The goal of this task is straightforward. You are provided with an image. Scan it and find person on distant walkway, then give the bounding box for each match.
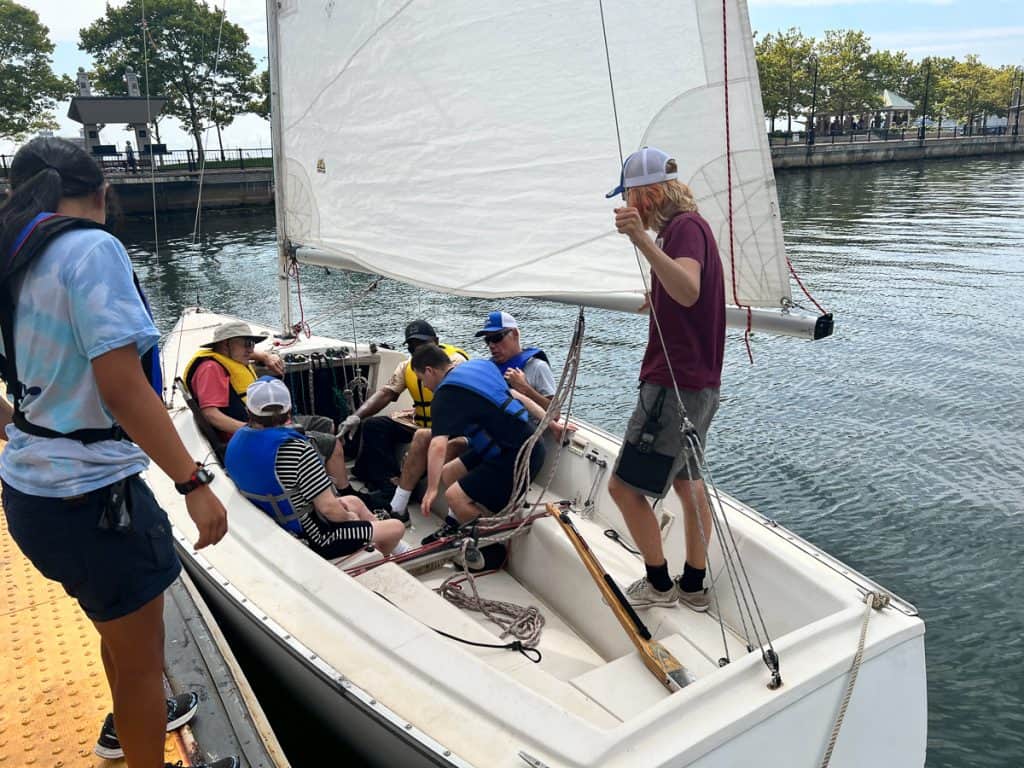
[225,377,406,558]
[0,136,236,768]
[124,141,137,173]
[604,146,725,613]
[183,320,377,506]
[342,319,469,522]
[476,311,556,412]
[411,345,546,545]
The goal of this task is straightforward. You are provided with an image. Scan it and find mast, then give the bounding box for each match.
[265,0,292,335]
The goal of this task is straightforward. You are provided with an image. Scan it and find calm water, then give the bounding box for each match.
[122,156,1024,768]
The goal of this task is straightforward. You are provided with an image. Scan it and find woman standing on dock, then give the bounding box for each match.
[0,138,235,768]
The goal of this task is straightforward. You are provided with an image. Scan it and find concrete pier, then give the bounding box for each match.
[772,134,1024,170]
[110,167,274,214]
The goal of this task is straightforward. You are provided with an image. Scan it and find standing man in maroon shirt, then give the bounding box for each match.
[605,147,726,612]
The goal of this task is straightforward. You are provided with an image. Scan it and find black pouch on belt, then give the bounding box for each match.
[616,389,675,496]
[97,476,132,533]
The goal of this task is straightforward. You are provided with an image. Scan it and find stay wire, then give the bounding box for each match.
[191,0,229,246]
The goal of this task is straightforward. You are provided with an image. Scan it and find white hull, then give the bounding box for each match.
[154,308,926,768]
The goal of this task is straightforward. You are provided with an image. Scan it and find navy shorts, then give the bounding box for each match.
[458,441,546,514]
[2,474,181,623]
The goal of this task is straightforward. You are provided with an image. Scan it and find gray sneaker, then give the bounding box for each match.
[678,587,710,612]
[624,577,679,609]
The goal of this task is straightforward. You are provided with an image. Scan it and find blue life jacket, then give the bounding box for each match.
[0,212,163,443]
[436,359,528,459]
[225,425,310,535]
[493,347,548,376]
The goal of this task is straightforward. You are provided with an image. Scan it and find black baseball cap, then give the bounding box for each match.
[404,319,438,342]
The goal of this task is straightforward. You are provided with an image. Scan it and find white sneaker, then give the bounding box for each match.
[624,577,679,609]
[678,587,710,612]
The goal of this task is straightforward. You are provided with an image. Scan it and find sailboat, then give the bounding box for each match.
[150,1,926,766]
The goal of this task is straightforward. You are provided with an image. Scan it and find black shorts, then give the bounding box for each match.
[457,441,546,514]
[2,475,181,623]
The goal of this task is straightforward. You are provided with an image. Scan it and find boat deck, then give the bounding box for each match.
[0,498,287,768]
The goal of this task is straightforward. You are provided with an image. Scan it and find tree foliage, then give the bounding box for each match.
[249,69,269,121]
[755,26,1019,133]
[0,0,74,140]
[756,28,814,132]
[79,0,258,155]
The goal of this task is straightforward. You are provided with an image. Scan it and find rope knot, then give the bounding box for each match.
[866,591,891,611]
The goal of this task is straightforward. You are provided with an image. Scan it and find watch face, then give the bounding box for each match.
[196,468,214,484]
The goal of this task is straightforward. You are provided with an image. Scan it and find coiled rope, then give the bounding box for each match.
[436,540,545,649]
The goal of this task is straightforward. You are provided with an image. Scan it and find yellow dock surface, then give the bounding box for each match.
[1,507,190,767]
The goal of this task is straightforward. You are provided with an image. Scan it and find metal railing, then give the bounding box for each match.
[0,147,273,179]
[769,125,1017,147]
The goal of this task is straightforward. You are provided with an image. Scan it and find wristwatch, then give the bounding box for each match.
[175,465,215,495]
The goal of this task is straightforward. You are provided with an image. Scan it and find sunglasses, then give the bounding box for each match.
[483,330,511,345]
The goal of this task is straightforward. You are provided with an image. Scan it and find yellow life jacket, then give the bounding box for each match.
[182,349,258,422]
[403,342,469,427]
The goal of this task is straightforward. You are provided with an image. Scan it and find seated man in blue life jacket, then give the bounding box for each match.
[410,344,547,545]
[183,320,381,506]
[340,320,469,524]
[476,310,578,443]
[225,377,407,559]
[476,311,556,412]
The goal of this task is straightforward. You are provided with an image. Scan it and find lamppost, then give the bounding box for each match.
[807,55,819,145]
[919,59,932,141]
[1014,66,1023,137]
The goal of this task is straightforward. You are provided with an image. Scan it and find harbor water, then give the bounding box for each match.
[122,155,1024,768]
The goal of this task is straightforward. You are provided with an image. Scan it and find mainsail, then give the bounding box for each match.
[273,0,790,315]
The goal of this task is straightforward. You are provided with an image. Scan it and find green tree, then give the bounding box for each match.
[249,69,269,121]
[941,55,996,133]
[756,28,815,134]
[79,0,257,156]
[815,30,879,130]
[0,0,74,140]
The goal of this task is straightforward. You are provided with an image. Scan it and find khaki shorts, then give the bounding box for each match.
[612,382,720,498]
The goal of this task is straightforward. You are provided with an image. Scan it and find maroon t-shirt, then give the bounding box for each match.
[638,212,725,390]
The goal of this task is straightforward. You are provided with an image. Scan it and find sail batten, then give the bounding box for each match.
[276,0,791,311]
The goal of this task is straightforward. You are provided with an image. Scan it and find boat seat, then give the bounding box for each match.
[510,515,749,666]
[355,563,620,728]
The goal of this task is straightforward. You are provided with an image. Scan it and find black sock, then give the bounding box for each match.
[645,561,673,592]
[444,514,460,530]
[336,485,355,496]
[679,562,706,593]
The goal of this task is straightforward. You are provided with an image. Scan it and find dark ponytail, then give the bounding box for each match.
[0,138,105,259]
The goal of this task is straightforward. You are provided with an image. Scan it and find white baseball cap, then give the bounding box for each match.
[246,376,292,416]
[605,147,678,199]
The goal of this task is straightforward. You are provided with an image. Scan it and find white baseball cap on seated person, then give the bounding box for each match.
[474,310,519,337]
[246,376,292,416]
[605,147,678,199]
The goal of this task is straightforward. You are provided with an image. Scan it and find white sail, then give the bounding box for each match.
[275,0,790,312]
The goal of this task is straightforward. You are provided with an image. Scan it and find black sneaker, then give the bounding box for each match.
[420,519,460,546]
[166,759,240,768]
[390,508,411,527]
[339,485,391,511]
[95,692,200,759]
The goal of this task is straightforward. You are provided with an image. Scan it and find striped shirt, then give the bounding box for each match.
[274,438,333,516]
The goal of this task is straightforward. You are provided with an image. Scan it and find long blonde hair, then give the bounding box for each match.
[626,160,697,232]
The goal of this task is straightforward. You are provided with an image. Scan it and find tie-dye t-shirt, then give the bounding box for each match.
[0,227,156,497]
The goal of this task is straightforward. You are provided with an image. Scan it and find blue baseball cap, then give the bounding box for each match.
[605,147,678,199]
[474,310,519,337]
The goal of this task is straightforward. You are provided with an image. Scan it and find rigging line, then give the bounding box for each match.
[785,254,828,315]
[721,0,753,364]
[190,0,229,246]
[139,0,168,403]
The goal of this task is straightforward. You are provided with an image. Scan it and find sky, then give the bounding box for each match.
[6,0,1023,155]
